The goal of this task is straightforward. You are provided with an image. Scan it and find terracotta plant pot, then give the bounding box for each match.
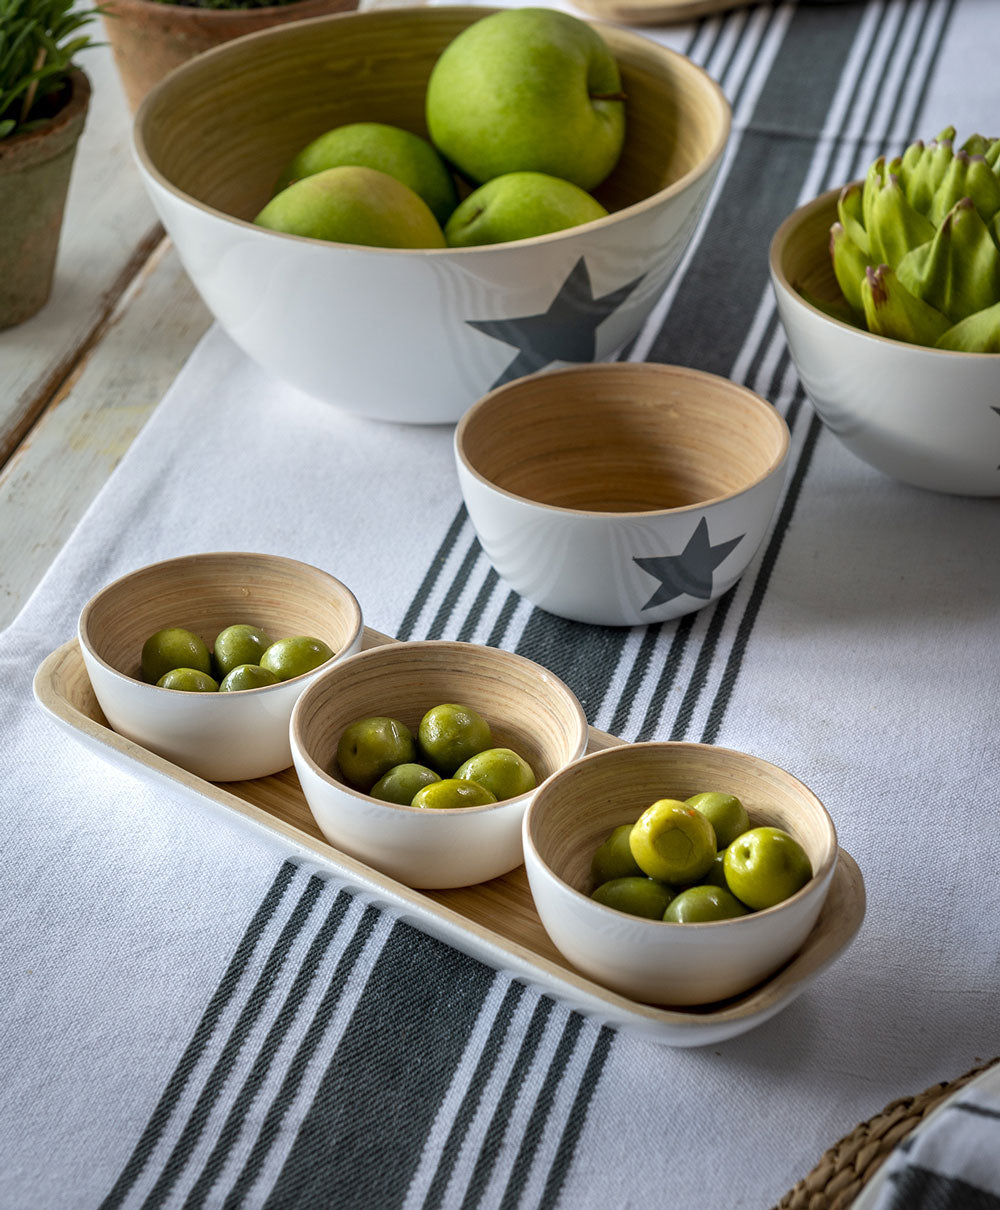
[0,68,91,330]
[101,0,359,112]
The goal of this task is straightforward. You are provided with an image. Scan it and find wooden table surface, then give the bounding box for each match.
[0,44,213,631]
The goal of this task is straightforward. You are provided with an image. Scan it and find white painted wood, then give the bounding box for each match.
[0,42,162,456]
[0,239,211,628]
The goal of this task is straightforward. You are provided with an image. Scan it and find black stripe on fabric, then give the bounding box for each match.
[537,1026,615,1210]
[181,889,353,1210]
[645,4,868,374]
[459,997,554,1210]
[515,610,628,724]
[263,923,495,1210]
[699,0,958,741]
[223,902,381,1210]
[457,565,500,642]
[427,534,484,641]
[420,980,524,1210]
[396,505,468,641]
[497,1014,585,1210]
[636,613,697,742]
[608,624,663,737]
[140,874,327,1210]
[98,859,298,1210]
[885,1164,1000,1210]
[486,590,521,649]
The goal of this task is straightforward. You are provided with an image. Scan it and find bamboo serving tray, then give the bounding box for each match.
[34,628,865,1047]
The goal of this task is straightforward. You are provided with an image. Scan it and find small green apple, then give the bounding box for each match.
[444,172,607,246]
[254,165,446,249]
[425,7,626,191]
[274,122,458,225]
[629,799,717,885]
[723,826,813,911]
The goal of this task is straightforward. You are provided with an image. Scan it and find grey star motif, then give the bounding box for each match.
[467,257,645,389]
[634,517,745,610]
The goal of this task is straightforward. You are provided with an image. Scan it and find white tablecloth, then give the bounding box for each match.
[3,2,1000,1208]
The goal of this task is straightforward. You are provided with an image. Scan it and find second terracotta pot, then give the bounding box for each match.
[101,0,359,112]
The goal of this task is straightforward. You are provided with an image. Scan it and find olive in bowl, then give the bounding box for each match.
[289,640,588,889]
[522,741,838,1006]
[78,552,363,781]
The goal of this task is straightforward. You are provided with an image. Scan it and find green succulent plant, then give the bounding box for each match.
[0,0,99,139]
[829,127,1000,352]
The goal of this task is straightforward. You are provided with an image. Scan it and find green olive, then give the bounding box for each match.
[454,747,536,801]
[590,823,643,886]
[685,792,751,850]
[724,827,813,910]
[213,624,271,677]
[370,763,441,805]
[418,703,493,775]
[336,716,416,791]
[663,885,749,923]
[629,799,717,885]
[411,778,497,810]
[704,849,729,889]
[591,877,674,920]
[156,667,219,692]
[260,635,334,682]
[218,664,280,692]
[141,627,211,684]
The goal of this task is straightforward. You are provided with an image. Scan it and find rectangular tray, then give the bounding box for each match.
[34,628,864,1047]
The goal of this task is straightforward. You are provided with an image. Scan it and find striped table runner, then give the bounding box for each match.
[2,2,999,1209]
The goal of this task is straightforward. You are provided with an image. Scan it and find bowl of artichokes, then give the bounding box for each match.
[770,127,1000,497]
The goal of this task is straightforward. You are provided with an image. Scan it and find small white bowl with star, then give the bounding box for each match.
[454,363,790,627]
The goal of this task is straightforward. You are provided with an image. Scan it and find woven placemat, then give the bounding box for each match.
[773,1055,1000,1210]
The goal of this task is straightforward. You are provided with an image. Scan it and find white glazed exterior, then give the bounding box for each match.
[131,12,730,424]
[771,187,1000,497]
[522,742,838,1007]
[289,642,589,889]
[454,367,790,627]
[78,558,364,782]
[138,168,723,425]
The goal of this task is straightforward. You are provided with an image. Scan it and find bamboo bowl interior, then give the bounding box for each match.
[135,6,730,226]
[293,641,588,808]
[457,364,789,513]
[527,741,838,904]
[770,186,845,312]
[79,552,362,683]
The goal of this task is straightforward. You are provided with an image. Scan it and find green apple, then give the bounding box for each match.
[274,122,458,225]
[723,826,813,911]
[629,799,717,886]
[254,165,446,249]
[425,7,626,191]
[444,172,607,247]
[336,716,417,791]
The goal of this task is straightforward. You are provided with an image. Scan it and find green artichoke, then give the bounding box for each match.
[829,127,1000,352]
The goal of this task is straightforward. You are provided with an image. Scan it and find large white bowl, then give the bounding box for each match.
[523,741,839,1006]
[289,640,589,888]
[132,6,730,423]
[455,363,790,626]
[771,186,1000,497]
[78,552,364,782]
